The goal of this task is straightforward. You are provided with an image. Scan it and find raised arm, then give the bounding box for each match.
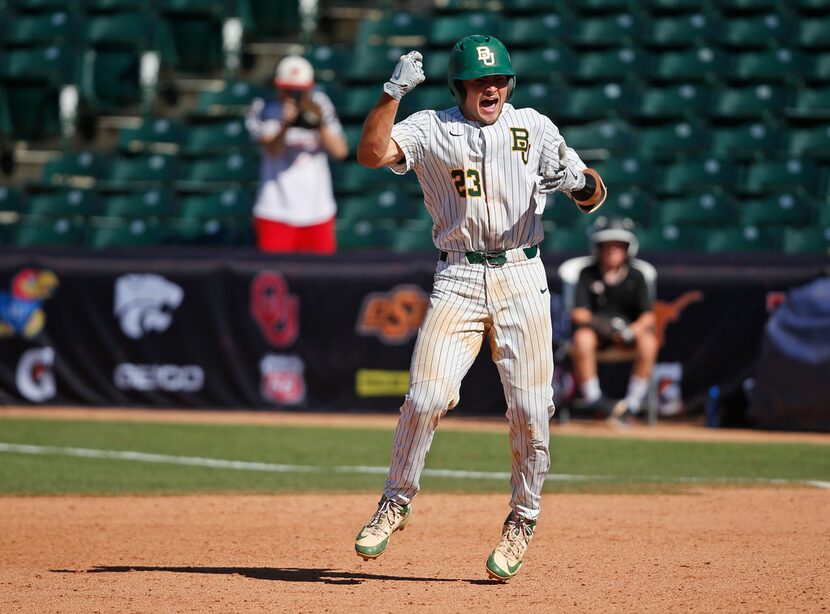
[357,51,425,169]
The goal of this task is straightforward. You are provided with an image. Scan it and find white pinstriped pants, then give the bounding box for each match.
[384,254,555,520]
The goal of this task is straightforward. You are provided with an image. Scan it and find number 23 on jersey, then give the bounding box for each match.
[450,168,483,198]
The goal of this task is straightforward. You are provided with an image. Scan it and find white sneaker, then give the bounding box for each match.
[486,512,536,581]
[354,496,411,560]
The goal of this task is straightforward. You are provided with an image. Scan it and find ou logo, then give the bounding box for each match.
[476,46,495,66]
[251,271,299,348]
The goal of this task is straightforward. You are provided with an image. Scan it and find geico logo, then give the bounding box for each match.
[114,363,204,392]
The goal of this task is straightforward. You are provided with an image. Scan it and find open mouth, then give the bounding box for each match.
[480,98,498,112]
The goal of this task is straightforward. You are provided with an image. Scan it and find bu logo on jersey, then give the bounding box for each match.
[476,46,495,66]
[357,284,429,345]
[509,128,530,164]
[251,271,299,348]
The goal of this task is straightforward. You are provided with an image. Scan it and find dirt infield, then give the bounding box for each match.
[1,408,829,613]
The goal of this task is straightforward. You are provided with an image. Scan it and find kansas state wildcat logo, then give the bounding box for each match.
[114,274,184,339]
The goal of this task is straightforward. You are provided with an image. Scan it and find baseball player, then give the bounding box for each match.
[353,35,606,581]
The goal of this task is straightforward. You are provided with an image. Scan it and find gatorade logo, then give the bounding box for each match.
[357,285,429,345]
[477,46,495,66]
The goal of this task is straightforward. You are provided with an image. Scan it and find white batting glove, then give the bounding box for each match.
[539,142,586,194]
[383,51,425,101]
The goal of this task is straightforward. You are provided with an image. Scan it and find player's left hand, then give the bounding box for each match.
[383,51,425,101]
[539,142,586,194]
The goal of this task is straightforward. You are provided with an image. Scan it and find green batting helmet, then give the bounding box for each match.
[448,34,516,104]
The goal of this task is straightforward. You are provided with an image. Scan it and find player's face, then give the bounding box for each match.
[460,75,510,125]
[599,241,628,268]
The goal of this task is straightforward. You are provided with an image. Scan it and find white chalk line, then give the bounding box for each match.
[0,443,828,489]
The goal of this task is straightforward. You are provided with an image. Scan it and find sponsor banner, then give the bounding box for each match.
[356,369,410,397]
[0,254,821,415]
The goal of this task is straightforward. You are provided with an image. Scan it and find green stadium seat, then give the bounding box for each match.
[576,0,632,11]
[593,156,655,188]
[788,86,830,119]
[42,151,110,187]
[650,46,730,82]
[714,13,796,49]
[106,153,179,186]
[709,121,783,161]
[0,186,23,215]
[568,13,640,48]
[389,219,435,252]
[635,83,711,121]
[336,219,393,250]
[155,0,228,74]
[597,187,655,226]
[192,80,268,119]
[337,189,414,224]
[423,50,450,82]
[797,17,830,50]
[732,48,804,83]
[639,13,709,48]
[562,119,635,158]
[428,13,502,47]
[739,193,815,227]
[500,13,572,49]
[182,118,250,156]
[718,0,778,11]
[117,117,187,154]
[807,52,830,83]
[343,124,363,154]
[346,45,407,83]
[80,0,148,12]
[698,225,781,252]
[0,45,74,139]
[238,0,299,39]
[178,152,257,187]
[357,12,429,47]
[554,83,639,121]
[26,187,98,218]
[508,82,554,115]
[339,85,383,121]
[657,158,739,196]
[574,47,651,83]
[541,225,592,253]
[404,86,454,115]
[542,192,579,225]
[176,186,251,220]
[641,0,701,12]
[636,224,696,252]
[502,0,568,14]
[305,45,351,84]
[333,160,398,194]
[509,46,576,83]
[12,215,84,246]
[781,227,830,255]
[786,125,830,161]
[167,215,250,246]
[739,159,822,196]
[638,120,709,160]
[657,190,737,226]
[86,217,164,248]
[81,13,157,111]
[2,11,82,48]
[709,84,789,120]
[99,186,173,219]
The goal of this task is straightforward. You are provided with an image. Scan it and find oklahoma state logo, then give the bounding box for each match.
[251,271,299,348]
[357,285,429,344]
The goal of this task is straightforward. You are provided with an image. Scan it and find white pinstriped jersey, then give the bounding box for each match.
[389,103,586,253]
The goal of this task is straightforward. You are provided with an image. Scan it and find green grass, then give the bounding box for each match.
[0,418,828,496]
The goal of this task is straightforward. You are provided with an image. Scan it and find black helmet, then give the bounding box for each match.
[589,216,639,258]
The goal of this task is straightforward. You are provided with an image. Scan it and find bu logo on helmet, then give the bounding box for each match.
[476,46,495,66]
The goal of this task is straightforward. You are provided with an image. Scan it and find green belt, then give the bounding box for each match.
[439,245,539,266]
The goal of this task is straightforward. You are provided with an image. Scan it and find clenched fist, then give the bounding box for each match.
[383,51,425,101]
[539,142,586,194]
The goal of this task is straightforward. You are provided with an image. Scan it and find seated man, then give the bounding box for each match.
[570,217,658,424]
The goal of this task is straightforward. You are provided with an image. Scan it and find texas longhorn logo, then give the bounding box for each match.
[652,290,704,347]
[251,271,299,348]
[357,285,429,345]
[476,46,495,66]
